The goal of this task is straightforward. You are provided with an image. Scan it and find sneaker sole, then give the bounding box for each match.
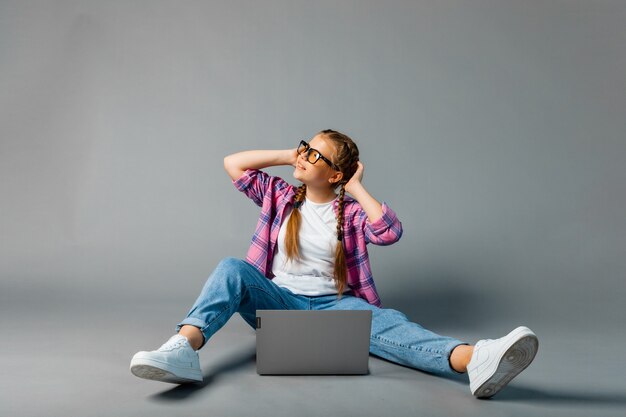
[130,357,203,384]
[472,328,538,399]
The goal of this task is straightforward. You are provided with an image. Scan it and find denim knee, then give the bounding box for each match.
[213,257,252,284]
[216,256,249,272]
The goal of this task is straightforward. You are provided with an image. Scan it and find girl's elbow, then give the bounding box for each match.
[383,228,403,245]
[224,156,244,181]
[223,155,232,171]
[370,232,402,246]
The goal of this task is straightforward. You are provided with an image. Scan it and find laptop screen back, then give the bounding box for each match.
[256,309,372,375]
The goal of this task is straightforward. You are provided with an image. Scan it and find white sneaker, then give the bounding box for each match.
[467,326,538,398]
[130,334,203,383]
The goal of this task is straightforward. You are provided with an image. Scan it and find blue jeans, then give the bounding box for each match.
[175,257,469,377]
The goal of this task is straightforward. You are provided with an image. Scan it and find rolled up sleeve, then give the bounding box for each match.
[233,168,290,207]
[233,169,268,207]
[361,202,403,245]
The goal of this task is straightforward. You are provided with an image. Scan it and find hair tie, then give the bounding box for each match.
[294,200,302,209]
[337,231,343,241]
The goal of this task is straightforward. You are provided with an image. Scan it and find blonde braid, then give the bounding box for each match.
[336,184,345,242]
[333,183,347,298]
[285,183,307,260]
[294,184,307,208]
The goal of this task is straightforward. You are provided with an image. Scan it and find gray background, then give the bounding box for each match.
[1,0,625,416]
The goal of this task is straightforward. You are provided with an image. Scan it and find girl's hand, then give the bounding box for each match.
[344,161,364,194]
[287,148,299,167]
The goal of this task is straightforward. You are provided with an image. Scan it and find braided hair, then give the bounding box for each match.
[284,129,360,300]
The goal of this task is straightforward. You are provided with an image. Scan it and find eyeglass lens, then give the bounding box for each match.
[298,141,321,164]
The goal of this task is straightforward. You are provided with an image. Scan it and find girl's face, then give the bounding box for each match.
[293,134,343,188]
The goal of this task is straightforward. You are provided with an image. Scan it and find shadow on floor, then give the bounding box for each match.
[149,346,257,401]
[491,384,626,405]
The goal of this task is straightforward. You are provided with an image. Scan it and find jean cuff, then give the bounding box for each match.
[175,317,209,348]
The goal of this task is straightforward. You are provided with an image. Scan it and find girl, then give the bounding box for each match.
[130,129,538,398]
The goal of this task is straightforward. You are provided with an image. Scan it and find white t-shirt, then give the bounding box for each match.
[271,196,352,296]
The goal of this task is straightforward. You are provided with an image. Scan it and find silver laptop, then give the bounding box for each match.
[255,309,372,375]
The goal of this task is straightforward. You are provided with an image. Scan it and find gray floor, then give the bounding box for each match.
[2,290,625,417]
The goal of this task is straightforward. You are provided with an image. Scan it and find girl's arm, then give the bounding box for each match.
[347,161,403,245]
[223,148,298,181]
[347,181,383,223]
[344,161,383,223]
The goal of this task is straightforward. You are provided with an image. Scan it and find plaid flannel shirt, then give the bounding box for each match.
[232,168,403,307]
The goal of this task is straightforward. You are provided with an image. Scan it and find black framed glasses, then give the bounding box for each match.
[297,140,340,171]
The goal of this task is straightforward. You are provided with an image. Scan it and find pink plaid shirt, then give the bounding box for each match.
[233,168,403,308]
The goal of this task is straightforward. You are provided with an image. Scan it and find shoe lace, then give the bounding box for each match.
[159,336,188,351]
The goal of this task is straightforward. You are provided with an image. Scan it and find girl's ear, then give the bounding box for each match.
[329,171,343,185]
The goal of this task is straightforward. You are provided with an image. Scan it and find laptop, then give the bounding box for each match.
[255,309,372,375]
